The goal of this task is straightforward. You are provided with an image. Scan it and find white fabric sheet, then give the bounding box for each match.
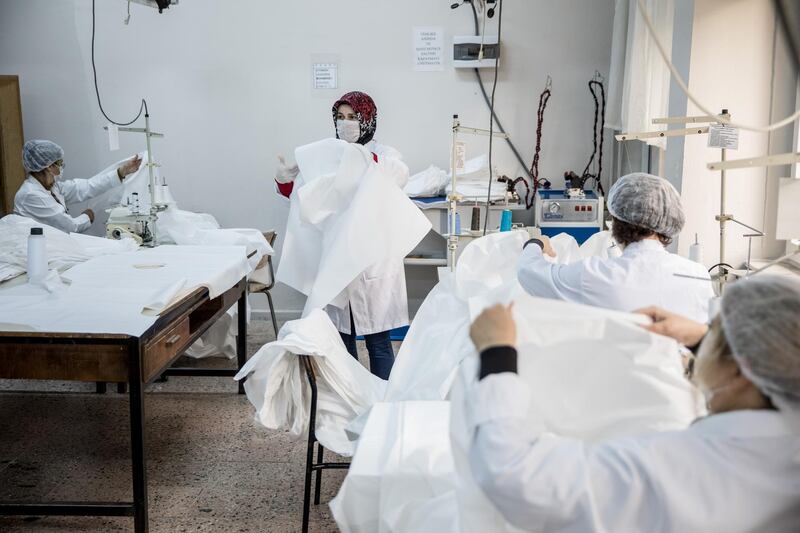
[404,165,449,198]
[61,245,250,301]
[235,309,386,456]
[330,402,454,533]
[277,138,430,317]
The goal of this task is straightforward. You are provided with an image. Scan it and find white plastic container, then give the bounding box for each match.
[27,227,48,285]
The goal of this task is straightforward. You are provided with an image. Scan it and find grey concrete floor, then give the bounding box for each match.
[0,320,400,532]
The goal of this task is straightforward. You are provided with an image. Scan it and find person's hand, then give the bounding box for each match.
[83,208,95,223]
[276,154,300,184]
[470,303,517,353]
[117,154,143,179]
[636,306,708,346]
[538,235,557,258]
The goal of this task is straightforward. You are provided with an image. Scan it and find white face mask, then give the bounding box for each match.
[336,119,361,143]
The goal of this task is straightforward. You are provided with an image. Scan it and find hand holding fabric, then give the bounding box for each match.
[117,154,143,179]
[470,303,516,353]
[637,306,707,346]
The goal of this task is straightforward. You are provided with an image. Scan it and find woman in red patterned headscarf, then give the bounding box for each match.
[272,91,410,381]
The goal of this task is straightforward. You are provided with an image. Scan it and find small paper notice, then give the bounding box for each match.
[413,27,444,71]
[108,123,120,151]
[312,63,338,90]
[707,123,739,150]
[455,141,466,173]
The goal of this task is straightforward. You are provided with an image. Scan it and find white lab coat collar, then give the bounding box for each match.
[690,409,800,438]
[621,238,666,255]
[25,175,49,193]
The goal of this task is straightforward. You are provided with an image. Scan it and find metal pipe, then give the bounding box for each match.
[719,146,727,285]
[449,115,460,271]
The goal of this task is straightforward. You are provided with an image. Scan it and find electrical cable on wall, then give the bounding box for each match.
[580,75,607,195]
[92,0,148,126]
[482,0,503,235]
[636,0,800,133]
[503,79,552,209]
[466,2,538,196]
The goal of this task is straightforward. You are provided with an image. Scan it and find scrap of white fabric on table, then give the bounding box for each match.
[277,138,431,315]
[444,155,505,202]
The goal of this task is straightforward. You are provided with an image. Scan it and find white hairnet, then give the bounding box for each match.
[720,275,800,409]
[22,140,64,173]
[607,173,685,238]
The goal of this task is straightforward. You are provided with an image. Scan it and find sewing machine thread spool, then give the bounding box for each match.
[470,206,481,231]
[500,209,513,232]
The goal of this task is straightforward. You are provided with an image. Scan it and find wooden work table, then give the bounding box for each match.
[0,276,249,532]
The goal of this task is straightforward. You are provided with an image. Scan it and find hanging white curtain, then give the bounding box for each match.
[607,0,675,150]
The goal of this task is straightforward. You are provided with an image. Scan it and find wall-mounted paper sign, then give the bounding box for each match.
[413,27,444,71]
[313,63,338,90]
[707,123,739,150]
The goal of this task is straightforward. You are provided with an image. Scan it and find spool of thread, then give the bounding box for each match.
[689,233,703,263]
[27,227,48,285]
[470,206,481,231]
[455,212,462,235]
[499,209,513,232]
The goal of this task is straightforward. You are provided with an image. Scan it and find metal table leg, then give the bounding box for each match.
[237,287,248,395]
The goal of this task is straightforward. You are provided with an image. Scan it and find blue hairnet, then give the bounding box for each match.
[721,275,800,410]
[607,173,685,238]
[22,140,64,173]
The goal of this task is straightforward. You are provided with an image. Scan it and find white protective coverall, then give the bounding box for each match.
[14,171,120,233]
[518,238,714,322]
[470,372,800,533]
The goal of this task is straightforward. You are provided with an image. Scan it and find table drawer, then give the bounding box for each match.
[142,317,190,382]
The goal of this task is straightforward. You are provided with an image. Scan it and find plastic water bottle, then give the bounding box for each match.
[27,227,48,285]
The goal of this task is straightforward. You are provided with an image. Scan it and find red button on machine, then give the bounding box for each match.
[587,206,593,211]
[574,206,579,211]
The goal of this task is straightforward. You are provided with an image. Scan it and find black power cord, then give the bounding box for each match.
[467,1,538,205]
[579,78,606,195]
[92,0,148,126]
[482,0,503,235]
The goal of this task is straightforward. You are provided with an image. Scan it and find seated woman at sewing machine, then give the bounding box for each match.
[14,139,141,233]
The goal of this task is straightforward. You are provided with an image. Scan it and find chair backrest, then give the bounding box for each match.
[263,230,278,290]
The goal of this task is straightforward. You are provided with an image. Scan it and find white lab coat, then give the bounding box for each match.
[469,373,800,533]
[14,171,120,233]
[277,139,412,336]
[518,239,714,322]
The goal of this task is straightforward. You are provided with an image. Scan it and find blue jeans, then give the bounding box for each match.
[340,310,395,380]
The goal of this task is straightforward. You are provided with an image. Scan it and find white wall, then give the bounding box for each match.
[0,0,615,315]
[678,0,797,266]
